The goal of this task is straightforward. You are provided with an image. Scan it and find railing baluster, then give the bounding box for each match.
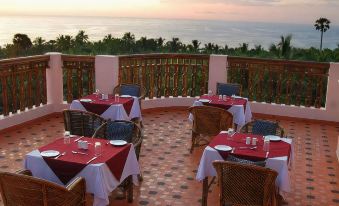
[19,67,26,111]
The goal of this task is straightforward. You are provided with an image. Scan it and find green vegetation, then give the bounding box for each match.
[1,30,338,62]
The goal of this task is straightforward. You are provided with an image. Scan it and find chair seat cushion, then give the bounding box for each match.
[120,85,140,97]
[106,121,134,142]
[226,155,266,167]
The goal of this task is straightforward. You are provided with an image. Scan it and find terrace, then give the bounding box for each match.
[0,53,338,205]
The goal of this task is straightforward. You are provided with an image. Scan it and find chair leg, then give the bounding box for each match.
[190,132,196,154]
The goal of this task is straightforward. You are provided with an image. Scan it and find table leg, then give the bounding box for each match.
[127,175,133,203]
[202,177,208,206]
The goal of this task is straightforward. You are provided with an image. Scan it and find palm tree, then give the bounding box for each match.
[314,17,331,51]
[12,33,32,51]
[278,35,292,59]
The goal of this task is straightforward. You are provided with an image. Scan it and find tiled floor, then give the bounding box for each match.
[0,108,338,206]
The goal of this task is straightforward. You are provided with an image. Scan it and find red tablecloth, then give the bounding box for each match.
[38,137,131,184]
[199,95,247,112]
[209,133,291,161]
[79,94,134,116]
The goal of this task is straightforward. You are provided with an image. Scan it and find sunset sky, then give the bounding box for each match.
[1,0,338,24]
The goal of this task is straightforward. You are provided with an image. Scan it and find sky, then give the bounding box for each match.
[0,0,338,25]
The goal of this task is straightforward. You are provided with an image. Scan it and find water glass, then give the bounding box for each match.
[64,131,71,144]
[263,139,270,152]
[95,89,100,98]
[208,90,213,97]
[115,93,120,102]
[94,142,102,156]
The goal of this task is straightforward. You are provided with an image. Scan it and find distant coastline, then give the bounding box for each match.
[1,15,339,49]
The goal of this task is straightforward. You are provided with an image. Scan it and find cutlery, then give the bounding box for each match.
[55,152,66,159]
[86,156,98,164]
[265,151,269,158]
[106,141,110,145]
[74,136,84,142]
[72,151,88,155]
[231,147,235,153]
[238,146,257,150]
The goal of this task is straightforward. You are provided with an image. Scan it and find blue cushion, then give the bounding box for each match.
[120,85,140,97]
[217,83,240,96]
[252,120,278,136]
[226,155,266,167]
[106,121,134,142]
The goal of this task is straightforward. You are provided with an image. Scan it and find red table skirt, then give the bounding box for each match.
[39,137,131,184]
[209,133,291,161]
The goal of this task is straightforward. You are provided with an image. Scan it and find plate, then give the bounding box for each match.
[120,95,132,98]
[40,150,60,158]
[214,145,232,152]
[198,99,210,103]
[265,135,281,141]
[80,99,92,102]
[110,140,128,146]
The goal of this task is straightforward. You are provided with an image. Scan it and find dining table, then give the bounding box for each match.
[196,132,293,206]
[24,136,140,206]
[189,95,252,130]
[70,94,142,121]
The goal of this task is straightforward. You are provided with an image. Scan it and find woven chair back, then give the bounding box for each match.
[63,110,107,137]
[0,172,85,206]
[213,161,278,206]
[216,82,242,96]
[240,119,285,137]
[189,106,233,136]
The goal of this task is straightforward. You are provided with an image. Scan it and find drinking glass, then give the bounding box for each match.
[94,142,102,156]
[208,90,213,97]
[263,138,270,152]
[115,93,120,102]
[64,131,71,144]
[95,89,100,98]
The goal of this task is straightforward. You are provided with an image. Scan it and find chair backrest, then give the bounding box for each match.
[213,161,278,206]
[240,119,284,137]
[216,82,242,96]
[189,106,233,136]
[0,171,86,206]
[63,110,107,137]
[93,120,143,159]
[113,83,146,99]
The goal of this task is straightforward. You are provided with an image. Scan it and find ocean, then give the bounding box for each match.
[0,15,339,49]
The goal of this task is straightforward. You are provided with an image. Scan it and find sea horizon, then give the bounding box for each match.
[1,15,339,49]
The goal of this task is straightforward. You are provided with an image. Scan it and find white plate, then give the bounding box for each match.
[120,95,132,98]
[214,145,232,152]
[110,140,128,146]
[80,99,92,102]
[265,135,281,141]
[40,150,60,158]
[198,99,210,103]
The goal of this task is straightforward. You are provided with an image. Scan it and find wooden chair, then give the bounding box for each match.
[63,109,107,137]
[0,169,86,206]
[188,106,233,153]
[216,82,242,96]
[213,161,278,206]
[240,119,285,137]
[93,120,143,202]
[113,83,146,127]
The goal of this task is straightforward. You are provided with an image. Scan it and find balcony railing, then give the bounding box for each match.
[227,56,329,108]
[62,55,95,103]
[119,54,210,98]
[0,55,50,116]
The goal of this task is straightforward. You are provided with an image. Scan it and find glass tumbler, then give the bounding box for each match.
[64,131,71,144]
[115,93,120,102]
[94,142,102,156]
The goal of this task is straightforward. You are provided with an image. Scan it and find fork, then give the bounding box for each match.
[72,151,88,155]
[55,152,66,159]
[265,151,269,158]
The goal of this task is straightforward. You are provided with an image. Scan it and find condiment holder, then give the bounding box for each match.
[78,140,88,150]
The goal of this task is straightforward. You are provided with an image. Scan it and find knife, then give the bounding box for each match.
[86,156,98,164]
[74,136,84,142]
